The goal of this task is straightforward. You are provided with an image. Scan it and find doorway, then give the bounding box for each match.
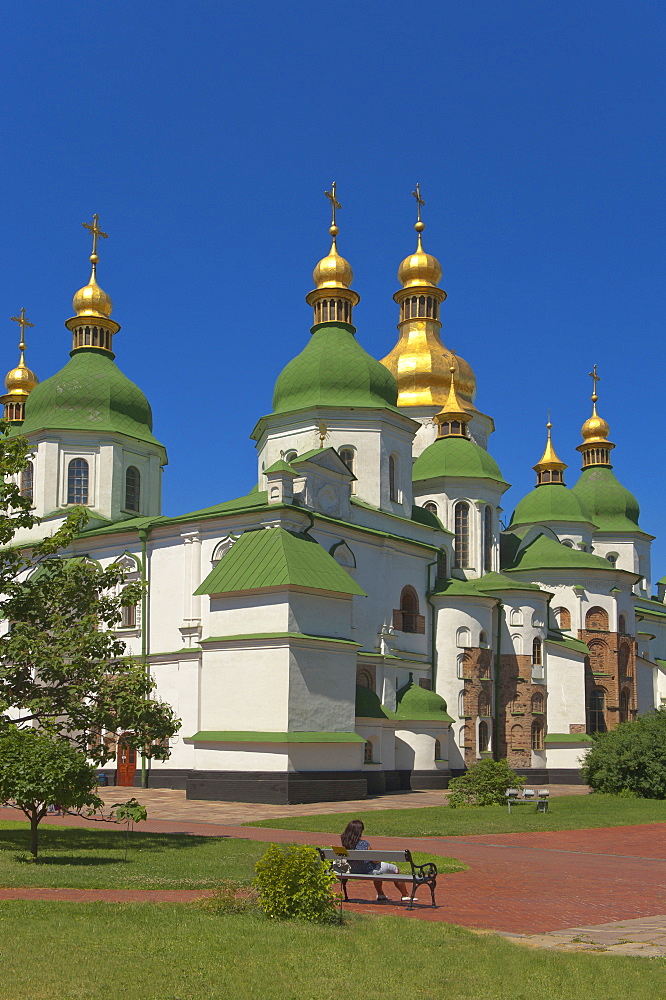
[116,736,137,786]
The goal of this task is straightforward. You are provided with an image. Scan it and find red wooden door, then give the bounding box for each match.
[116,736,136,786]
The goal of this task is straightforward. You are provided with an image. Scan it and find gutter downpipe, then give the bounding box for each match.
[493,602,504,761]
[426,560,438,692]
[139,527,150,788]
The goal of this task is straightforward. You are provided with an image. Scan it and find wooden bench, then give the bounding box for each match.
[505,788,549,814]
[317,847,437,909]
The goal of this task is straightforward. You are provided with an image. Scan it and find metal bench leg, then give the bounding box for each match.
[340,878,349,901]
[429,883,436,908]
[406,884,416,910]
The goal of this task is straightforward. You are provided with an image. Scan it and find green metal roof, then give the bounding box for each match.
[474,571,542,593]
[544,733,593,744]
[355,685,395,720]
[509,484,595,529]
[571,466,642,533]
[18,349,166,458]
[264,460,298,476]
[412,435,507,485]
[546,629,589,655]
[199,632,360,647]
[395,677,453,722]
[186,731,365,744]
[505,533,619,574]
[432,571,542,599]
[272,322,399,414]
[194,526,367,597]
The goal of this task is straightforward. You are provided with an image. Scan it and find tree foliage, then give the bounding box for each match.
[448,758,524,807]
[0,424,179,762]
[0,727,103,856]
[580,709,666,798]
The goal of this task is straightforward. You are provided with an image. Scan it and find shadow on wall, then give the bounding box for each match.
[394,737,416,771]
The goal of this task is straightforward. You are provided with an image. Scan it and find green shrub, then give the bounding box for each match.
[580,709,666,798]
[448,758,524,807]
[253,843,339,923]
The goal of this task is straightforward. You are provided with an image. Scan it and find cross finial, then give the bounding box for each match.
[588,364,600,404]
[412,182,425,224]
[11,308,34,352]
[324,182,341,235]
[82,213,109,261]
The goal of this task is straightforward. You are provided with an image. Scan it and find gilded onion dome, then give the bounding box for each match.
[380,185,477,408]
[72,261,113,319]
[576,366,614,468]
[66,215,120,355]
[2,309,39,425]
[312,230,354,290]
[533,418,567,485]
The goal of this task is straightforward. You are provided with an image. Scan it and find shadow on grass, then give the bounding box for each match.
[0,827,225,855]
[15,855,122,866]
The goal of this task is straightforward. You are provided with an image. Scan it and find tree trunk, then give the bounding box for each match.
[30,812,39,858]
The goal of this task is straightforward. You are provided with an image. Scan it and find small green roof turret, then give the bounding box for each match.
[413,435,507,485]
[395,674,453,722]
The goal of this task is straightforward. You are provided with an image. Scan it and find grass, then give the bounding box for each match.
[0,901,662,1000]
[246,794,666,838]
[0,822,464,889]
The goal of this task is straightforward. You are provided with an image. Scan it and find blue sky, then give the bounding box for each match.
[1,2,664,573]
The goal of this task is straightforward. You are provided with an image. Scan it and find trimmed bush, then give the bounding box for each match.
[580,709,666,798]
[448,758,524,807]
[253,843,339,923]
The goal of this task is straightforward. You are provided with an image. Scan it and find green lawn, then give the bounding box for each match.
[247,794,666,838]
[0,822,463,889]
[0,902,662,1000]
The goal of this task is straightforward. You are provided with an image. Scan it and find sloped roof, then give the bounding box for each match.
[194,526,367,596]
[504,533,619,574]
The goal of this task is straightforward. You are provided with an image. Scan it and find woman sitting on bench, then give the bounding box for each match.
[340,819,413,902]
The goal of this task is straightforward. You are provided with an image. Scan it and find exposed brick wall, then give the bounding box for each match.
[457,647,494,767]
[579,628,637,732]
[498,653,546,769]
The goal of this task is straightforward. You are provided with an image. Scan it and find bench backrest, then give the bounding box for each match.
[319,848,409,864]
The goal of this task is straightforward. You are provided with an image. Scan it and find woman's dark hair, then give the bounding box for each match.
[341,819,364,849]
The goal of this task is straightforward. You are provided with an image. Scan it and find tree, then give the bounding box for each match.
[448,758,524,807]
[0,727,103,856]
[0,423,179,764]
[580,709,666,798]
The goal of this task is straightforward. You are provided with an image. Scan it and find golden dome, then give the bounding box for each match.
[581,411,610,443]
[72,259,113,319]
[534,420,567,475]
[398,228,442,288]
[381,335,476,408]
[312,229,353,289]
[5,357,38,395]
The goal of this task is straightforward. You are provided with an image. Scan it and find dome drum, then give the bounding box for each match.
[66,314,120,355]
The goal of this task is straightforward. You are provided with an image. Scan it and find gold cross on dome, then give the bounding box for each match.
[11,307,34,349]
[412,182,425,223]
[82,213,109,257]
[324,182,341,228]
[316,419,329,449]
[588,364,600,399]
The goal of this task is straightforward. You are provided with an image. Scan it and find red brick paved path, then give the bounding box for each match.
[1,807,665,935]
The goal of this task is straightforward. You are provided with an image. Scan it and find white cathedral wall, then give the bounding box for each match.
[191,746,290,771]
[208,594,292,636]
[544,645,586,734]
[287,743,363,771]
[288,646,357,732]
[199,645,290,732]
[432,598,496,712]
[395,727,450,770]
[591,534,651,594]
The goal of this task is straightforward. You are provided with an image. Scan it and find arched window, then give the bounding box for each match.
[423,501,438,515]
[388,455,398,501]
[586,606,609,631]
[339,448,355,477]
[456,627,471,648]
[457,652,472,679]
[436,549,447,581]
[357,669,373,690]
[618,642,631,677]
[562,539,574,548]
[363,740,374,764]
[458,725,468,748]
[478,720,489,752]
[478,650,491,679]
[532,638,542,665]
[555,607,571,630]
[508,694,521,714]
[20,461,33,502]
[393,585,423,633]
[531,720,544,750]
[587,687,606,734]
[587,639,606,672]
[479,630,488,646]
[511,633,523,655]
[125,466,140,512]
[618,614,626,635]
[619,688,630,723]
[606,553,618,567]
[67,458,89,505]
[483,505,493,572]
[510,724,523,750]
[531,692,544,714]
[458,690,469,717]
[478,693,490,717]
[434,738,442,760]
[454,501,470,568]
[510,609,523,627]
[121,603,137,628]
[284,450,297,463]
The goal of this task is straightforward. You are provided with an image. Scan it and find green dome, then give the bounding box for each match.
[571,466,640,532]
[272,323,399,414]
[412,435,507,485]
[395,677,453,722]
[355,685,393,719]
[509,484,595,529]
[20,349,165,452]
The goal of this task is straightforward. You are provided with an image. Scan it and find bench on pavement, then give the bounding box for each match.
[317,847,438,909]
[506,788,549,814]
